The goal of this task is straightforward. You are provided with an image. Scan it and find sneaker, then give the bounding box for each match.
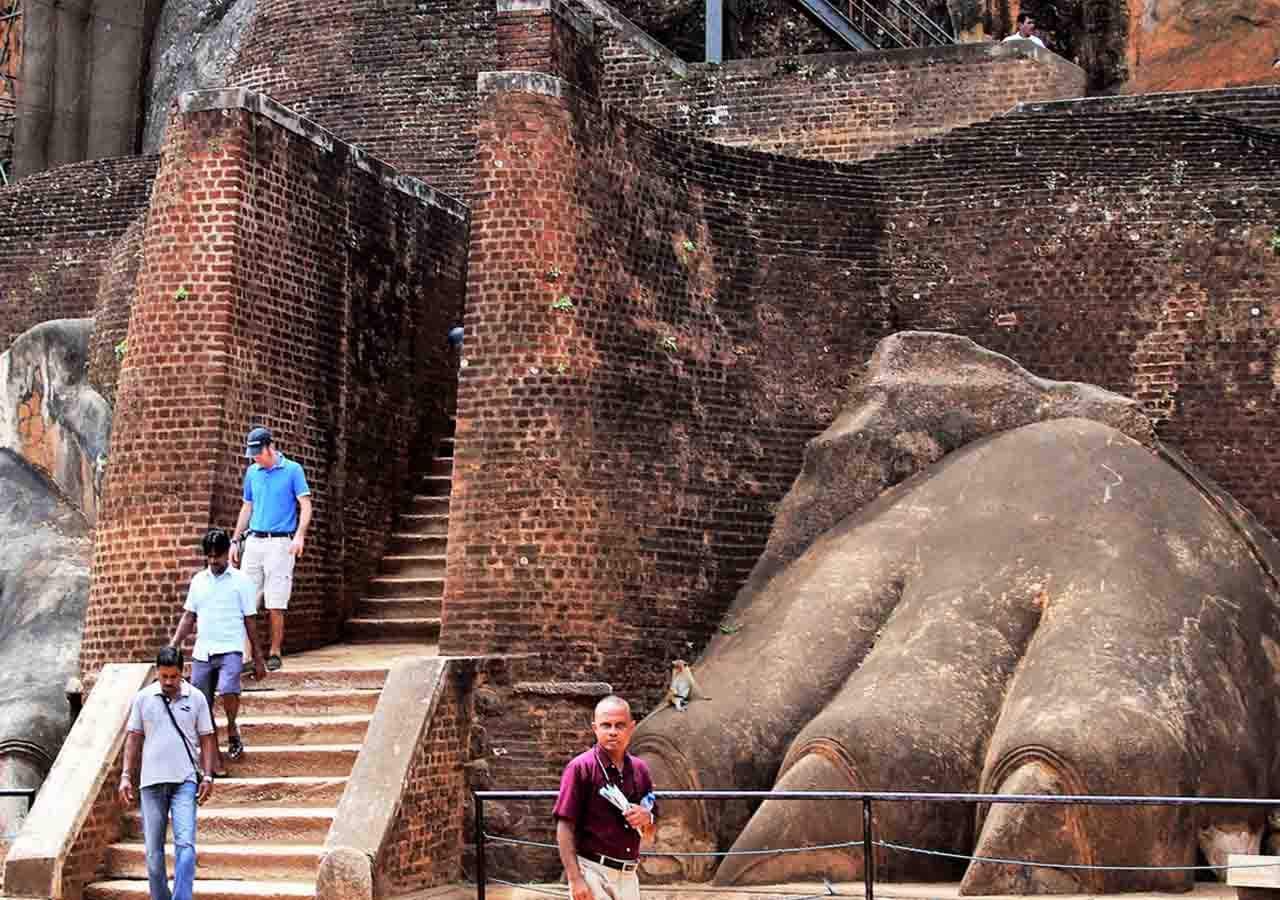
[227,733,245,761]
[267,654,283,671]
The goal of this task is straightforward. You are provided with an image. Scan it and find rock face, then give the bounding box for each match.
[633,333,1280,893]
[0,449,92,838]
[143,0,257,152]
[1125,0,1280,94]
[0,319,112,524]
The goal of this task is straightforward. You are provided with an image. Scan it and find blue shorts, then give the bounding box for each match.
[190,652,244,708]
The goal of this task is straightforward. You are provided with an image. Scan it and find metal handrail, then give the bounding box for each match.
[473,788,1280,900]
[844,0,954,48]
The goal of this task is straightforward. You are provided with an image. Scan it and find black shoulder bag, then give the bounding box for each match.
[161,694,206,783]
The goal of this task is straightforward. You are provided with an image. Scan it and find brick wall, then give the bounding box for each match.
[1016,84,1280,133]
[59,747,125,900]
[496,0,600,94]
[865,108,1280,555]
[227,0,498,199]
[0,156,156,351]
[595,38,1086,161]
[78,90,468,682]
[464,660,611,880]
[443,73,892,707]
[86,217,148,408]
[378,660,478,895]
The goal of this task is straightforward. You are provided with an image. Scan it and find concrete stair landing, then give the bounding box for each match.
[345,431,454,645]
[87,648,424,900]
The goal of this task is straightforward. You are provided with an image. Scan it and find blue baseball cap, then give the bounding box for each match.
[244,426,273,458]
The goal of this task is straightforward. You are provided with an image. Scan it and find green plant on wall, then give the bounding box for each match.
[659,335,678,352]
[556,361,569,375]
[1271,228,1280,255]
[174,286,190,302]
[551,295,575,311]
[114,339,128,361]
[682,239,697,253]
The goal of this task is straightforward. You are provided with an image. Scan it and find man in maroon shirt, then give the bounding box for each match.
[554,696,657,900]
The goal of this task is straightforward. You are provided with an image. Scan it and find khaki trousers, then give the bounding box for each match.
[577,856,640,900]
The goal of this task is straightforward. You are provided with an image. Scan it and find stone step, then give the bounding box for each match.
[351,597,441,619]
[122,807,334,844]
[365,575,443,599]
[344,617,441,643]
[105,843,323,881]
[213,715,370,746]
[378,554,446,578]
[239,667,388,691]
[385,532,448,555]
[234,688,381,717]
[202,776,347,808]
[418,475,453,498]
[218,743,361,777]
[408,494,450,515]
[396,512,450,536]
[429,456,453,477]
[86,879,315,900]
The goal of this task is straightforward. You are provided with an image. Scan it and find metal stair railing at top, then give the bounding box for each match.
[842,0,955,49]
[474,788,1280,900]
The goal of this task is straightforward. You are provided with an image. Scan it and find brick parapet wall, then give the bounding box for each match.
[444,73,891,706]
[86,217,148,408]
[864,109,1280,545]
[79,90,468,682]
[377,659,479,895]
[59,748,125,900]
[0,156,157,351]
[595,39,1085,161]
[496,0,599,92]
[228,0,497,198]
[1015,84,1280,133]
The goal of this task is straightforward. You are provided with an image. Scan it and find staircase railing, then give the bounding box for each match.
[824,0,956,50]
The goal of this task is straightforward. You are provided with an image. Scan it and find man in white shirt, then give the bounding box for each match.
[171,528,266,774]
[118,646,215,900]
[1002,12,1046,48]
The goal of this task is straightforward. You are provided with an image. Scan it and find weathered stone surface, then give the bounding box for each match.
[0,449,92,839]
[0,319,111,524]
[742,330,1155,599]
[634,340,1280,893]
[1125,0,1280,94]
[316,845,373,900]
[143,0,257,152]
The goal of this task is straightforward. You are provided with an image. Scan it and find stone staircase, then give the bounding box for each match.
[88,663,390,900]
[345,431,454,645]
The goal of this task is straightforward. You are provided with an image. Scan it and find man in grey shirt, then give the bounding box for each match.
[118,646,216,900]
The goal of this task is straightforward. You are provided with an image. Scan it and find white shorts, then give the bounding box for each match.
[576,857,640,900]
[241,536,296,611]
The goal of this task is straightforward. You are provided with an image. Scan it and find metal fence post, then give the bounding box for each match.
[862,798,875,900]
[475,792,486,900]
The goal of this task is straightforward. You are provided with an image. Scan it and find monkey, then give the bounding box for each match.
[658,659,710,712]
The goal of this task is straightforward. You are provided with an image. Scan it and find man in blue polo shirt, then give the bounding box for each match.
[230,427,312,672]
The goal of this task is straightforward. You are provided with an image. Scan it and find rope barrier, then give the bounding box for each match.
[483,832,1280,873]
[489,877,840,900]
[486,834,864,858]
[874,839,1280,872]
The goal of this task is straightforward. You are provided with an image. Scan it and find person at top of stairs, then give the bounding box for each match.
[170,527,267,775]
[118,646,216,900]
[230,426,313,672]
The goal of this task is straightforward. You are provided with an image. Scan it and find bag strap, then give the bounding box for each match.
[160,693,204,782]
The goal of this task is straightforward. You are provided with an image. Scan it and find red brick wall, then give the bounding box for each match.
[86,217,148,408]
[599,39,1087,161]
[378,660,478,895]
[228,0,496,199]
[79,92,468,682]
[867,109,1280,555]
[1016,83,1280,132]
[60,748,125,900]
[497,0,600,93]
[0,156,156,350]
[443,75,891,706]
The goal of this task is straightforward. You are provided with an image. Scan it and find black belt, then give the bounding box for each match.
[584,854,638,872]
[248,530,295,538]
